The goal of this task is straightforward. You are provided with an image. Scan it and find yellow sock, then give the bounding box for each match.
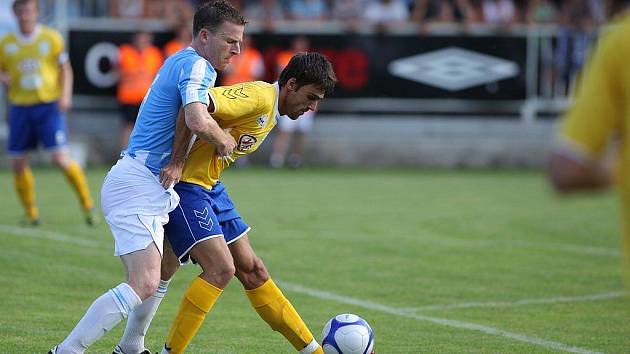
[246,279,322,353]
[62,162,94,210]
[165,277,222,354]
[14,167,38,220]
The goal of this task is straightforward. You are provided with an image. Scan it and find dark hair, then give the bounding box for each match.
[13,0,37,11]
[279,52,337,96]
[193,1,246,36]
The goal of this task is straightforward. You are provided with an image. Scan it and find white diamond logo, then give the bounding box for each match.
[388,47,519,91]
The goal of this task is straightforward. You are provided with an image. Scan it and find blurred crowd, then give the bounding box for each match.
[36,0,630,30]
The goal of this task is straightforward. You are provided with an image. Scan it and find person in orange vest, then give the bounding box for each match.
[269,36,314,168]
[220,35,264,86]
[116,30,164,150]
[163,23,192,58]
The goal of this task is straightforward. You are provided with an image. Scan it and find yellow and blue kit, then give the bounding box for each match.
[0,25,69,154]
[165,81,281,263]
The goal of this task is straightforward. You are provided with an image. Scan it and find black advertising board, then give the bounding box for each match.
[69,30,527,101]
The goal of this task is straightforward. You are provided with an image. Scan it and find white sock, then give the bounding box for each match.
[118,280,170,354]
[56,283,141,354]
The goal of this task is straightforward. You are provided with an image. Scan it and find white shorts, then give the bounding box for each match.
[100,155,180,257]
[277,111,314,133]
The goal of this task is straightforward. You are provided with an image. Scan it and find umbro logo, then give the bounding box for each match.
[221,87,248,99]
[388,47,519,91]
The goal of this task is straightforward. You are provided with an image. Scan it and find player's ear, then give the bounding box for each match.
[287,78,297,92]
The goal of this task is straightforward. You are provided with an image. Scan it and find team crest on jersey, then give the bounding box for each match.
[256,115,268,128]
[237,134,257,152]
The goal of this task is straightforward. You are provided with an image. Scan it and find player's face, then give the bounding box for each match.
[14,1,38,33]
[284,81,325,119]
[200,21,244,71]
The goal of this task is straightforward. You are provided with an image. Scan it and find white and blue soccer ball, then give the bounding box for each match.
[321,313,374,354]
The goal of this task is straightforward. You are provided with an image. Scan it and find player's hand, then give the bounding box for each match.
[0,72,11,85]
[216,130,236,158]
[159,160,185,189]
[59,96,72,112]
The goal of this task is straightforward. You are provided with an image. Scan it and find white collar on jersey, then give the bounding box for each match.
[273,82,280,124]
[15,24,42,44]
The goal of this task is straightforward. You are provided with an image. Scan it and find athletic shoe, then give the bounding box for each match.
[112,345,151,354]
[84,208,101,226]
[20,217,40,227]
[48,346,57,354]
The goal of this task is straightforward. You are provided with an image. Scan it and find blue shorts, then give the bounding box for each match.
[165,181,250,264]
[7,101,68,155]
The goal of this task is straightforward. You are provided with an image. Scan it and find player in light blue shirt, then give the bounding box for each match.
[49,3,246,354]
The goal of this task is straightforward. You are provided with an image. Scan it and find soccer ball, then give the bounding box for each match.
[321,313,374,354]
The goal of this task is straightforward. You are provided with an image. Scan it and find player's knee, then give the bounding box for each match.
[201,262,235,289]
[238,257,269,289]
[129,276,160,300]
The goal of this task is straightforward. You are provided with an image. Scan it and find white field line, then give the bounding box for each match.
[278,281,606,354]
[400,291,627,312]
[0,224,102,247]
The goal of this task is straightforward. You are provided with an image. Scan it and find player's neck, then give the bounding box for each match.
[19,23,37,36]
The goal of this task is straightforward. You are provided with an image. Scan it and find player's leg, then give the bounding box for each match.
[229,234,324,354]
[160,237,234,354]
[159,183,235,354]
[54,244,161,354]
[116,239,180,354]
[39,102,96,224]
[7,104,39,224]
[11,155,39,224]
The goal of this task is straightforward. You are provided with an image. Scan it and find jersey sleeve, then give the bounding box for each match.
[49,29,68,65]
[557,27,625,162]
[208,82,265,122]
[179,57,216,106]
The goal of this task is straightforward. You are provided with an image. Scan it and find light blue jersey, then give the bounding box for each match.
[125,47,216,175]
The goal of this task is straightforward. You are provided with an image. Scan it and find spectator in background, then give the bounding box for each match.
[164,23,193,57]
[289,0,329,20]
[480,0,517,28]
[411,0,475,31]
[525,0,558,24]
[116,31,164,150]
[554,0,600,96]
[245,0,285,31]
[364,0,411,27]
[269,36,315,169]
[162,0,195,29]
[0,0,97,226]
[331,0,365,30]
[110,0,145,18]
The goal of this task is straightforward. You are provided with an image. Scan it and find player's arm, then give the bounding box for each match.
[547,26,623,193]
[59,61,73,112]
[160,108,194,188]
[548,152,613,193]
[183,101,236,157]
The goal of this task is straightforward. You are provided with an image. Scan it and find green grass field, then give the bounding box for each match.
[1,167,629,354]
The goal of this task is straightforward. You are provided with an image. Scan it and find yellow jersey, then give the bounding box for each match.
[558,14,630,247]
[181,81,280,189]
[0,25,67,105]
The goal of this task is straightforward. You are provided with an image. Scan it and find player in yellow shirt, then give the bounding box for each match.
[112,52,336,354]
[0,0,96,225]
[548,15,630,278]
